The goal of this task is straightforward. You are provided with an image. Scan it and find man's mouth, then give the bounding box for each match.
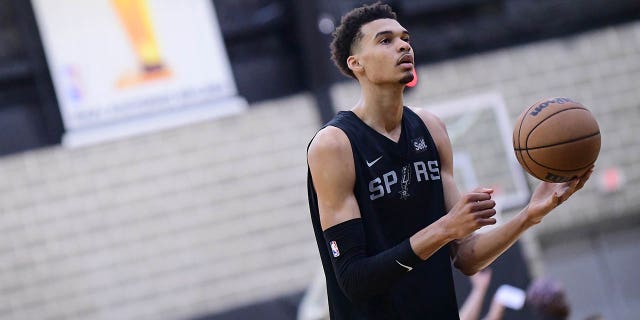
[397,54,414,66]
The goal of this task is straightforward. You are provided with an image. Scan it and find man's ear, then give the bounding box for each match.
[347,55,363,74]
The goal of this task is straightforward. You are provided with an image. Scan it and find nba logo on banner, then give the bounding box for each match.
[330,241,340,257]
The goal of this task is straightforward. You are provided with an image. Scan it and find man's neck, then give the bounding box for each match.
[352,83,405,139]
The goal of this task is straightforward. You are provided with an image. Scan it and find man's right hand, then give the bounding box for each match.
[441,187,497,240]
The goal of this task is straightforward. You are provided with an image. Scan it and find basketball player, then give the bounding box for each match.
[306,3,592,319]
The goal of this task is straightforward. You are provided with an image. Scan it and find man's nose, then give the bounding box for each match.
[399,41,411,52]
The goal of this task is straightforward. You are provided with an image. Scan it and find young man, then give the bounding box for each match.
[306,3,591,319]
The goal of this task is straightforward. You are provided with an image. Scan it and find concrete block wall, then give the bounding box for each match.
[0,94,321,320]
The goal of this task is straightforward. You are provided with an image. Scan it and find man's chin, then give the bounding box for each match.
[399,73,414,85]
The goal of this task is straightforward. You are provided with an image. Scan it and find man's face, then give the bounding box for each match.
[350,18,414,85]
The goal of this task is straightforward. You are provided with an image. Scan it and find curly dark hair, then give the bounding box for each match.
[330,2,397,78]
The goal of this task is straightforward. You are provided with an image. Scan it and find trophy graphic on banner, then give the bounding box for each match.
[112,0,172,88]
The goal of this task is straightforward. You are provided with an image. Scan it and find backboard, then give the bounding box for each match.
[423,93,531,213]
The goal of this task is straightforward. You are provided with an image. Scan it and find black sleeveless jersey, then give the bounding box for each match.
[307,107,460,319]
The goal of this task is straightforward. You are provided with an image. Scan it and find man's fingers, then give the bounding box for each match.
[576,167,594,190]
[472,199,496,211]
[471,187,494,194]
[467,192,492,202]
[557,166,593,205]
[553,191,563,207]
[478,218,497,226]
[475,208,497,219]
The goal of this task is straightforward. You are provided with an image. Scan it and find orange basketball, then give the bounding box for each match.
[512,97,601,182]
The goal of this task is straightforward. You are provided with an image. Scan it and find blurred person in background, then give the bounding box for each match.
[526,277,570,320]
[459,269,493,320]
[306,2,592,319]
[471,277,606,320]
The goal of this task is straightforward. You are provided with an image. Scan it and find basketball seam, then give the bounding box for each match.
[522,132,600,172]
[517,102,538,151]
[514,131,600,151]
[524,107,589,149]
[515,102,538,176]
[522,155,597,173]
[524,106,589,150]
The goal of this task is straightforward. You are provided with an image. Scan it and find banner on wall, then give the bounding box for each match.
[31,0,246,146]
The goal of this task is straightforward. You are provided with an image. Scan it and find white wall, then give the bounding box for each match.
[0,94,320,320]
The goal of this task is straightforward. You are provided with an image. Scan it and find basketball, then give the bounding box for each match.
[512,97,601,183]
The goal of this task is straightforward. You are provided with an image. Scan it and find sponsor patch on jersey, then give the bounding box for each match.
[412,137,428,152]
[330,241,340,257]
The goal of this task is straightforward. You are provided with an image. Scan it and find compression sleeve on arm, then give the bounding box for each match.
[323,218,423,302]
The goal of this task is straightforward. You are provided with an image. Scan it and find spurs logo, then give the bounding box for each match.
[369,160,440,200]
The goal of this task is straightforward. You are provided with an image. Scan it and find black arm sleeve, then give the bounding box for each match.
[323,218,424,302]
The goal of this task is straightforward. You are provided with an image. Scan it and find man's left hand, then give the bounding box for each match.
[525,166,594,224]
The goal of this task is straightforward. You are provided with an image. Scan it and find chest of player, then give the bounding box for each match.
[355,133,441,202]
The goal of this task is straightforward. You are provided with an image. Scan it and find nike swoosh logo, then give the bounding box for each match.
[395,260,413,272]
[366,156,383,167]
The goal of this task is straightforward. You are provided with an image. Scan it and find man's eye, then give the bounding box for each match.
[402,37,410,43]
[380,38,390,44]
